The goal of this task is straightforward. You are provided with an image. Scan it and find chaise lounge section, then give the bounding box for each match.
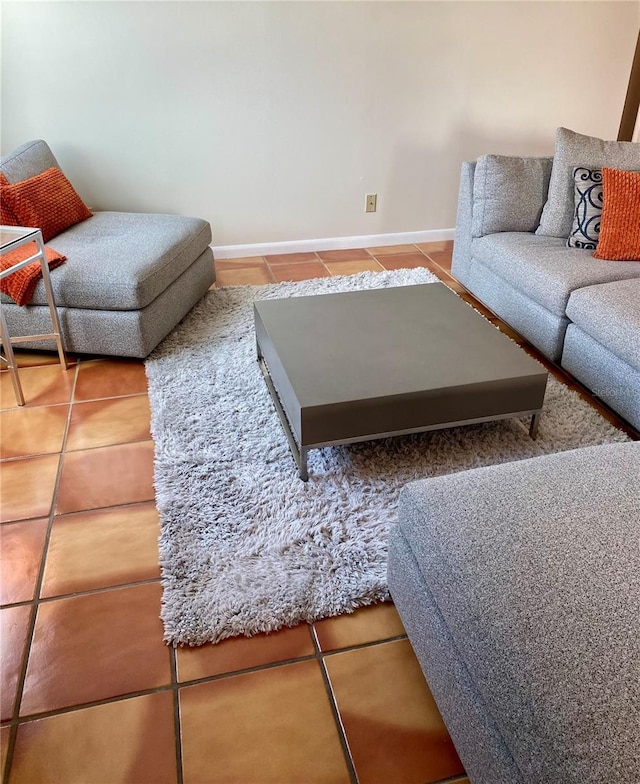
[1,140,215,358]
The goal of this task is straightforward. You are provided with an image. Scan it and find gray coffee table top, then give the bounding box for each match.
[255,283,548,479]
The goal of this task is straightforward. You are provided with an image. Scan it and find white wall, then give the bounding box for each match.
[2,1,638,247]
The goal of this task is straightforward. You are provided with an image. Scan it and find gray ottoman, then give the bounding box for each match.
[1,140,214,358]
[388,443,640,783]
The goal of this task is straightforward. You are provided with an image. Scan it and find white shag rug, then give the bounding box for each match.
[146,268,630,646]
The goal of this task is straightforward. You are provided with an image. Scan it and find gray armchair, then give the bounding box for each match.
[0,140,215,357]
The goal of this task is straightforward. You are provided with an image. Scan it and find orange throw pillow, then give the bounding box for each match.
[1,241,66,306]
[593,168,640,261]
[1,167,92,242]
[0,172,19,226]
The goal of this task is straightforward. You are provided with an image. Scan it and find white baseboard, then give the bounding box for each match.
[213,228,454,259]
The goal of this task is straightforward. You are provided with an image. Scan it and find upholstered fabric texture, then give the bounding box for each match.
[565,278,640,370]
[2,167,93,242]
[536,127,640,239]
[470,233,640,317]
[563,279,640,428]
[593,168,640,261]
[465,260,570,361]
[562,325,640,429]
[452,161,477,283]
[0,211,212,311]
[0,242,66,306]
[396,442,640,782]
[1,247,215,357]
[471,155,552,237]
[0,139,60,184]
[567,167,602,249]
[388,531,524,784]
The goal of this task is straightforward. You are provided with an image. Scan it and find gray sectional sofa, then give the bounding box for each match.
[388,441,640,784]
[1,140,215,357]
[388,130,640,782]
[451,132,640,431]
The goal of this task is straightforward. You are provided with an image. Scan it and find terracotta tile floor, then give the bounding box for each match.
[1,240,637,784]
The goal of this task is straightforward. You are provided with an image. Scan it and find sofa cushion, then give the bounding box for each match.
[397,442,640,783]
[593,168,640,261]
[562,325,640,431]
[471,232,640,317]
[0,139,59,184]
[2,247,215,358]
[566,278,640,370]
[471,155,552,237]
[0,211,213,311]
[536,127,640,239]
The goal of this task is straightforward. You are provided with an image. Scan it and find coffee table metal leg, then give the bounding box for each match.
[299,448,308,482]
[257,349,309,481]
[529,412,541,440]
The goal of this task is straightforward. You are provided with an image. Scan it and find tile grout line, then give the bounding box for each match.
[3,360,80,784]
[0,433,153,464]
[60,434,153,457]
[4,683,177,726]
[0,496,155,528]
[169,647,184,784]
[263,258,277,284]
[309,625,359,784]
[0,629,413,730]
[173,631,410,694]
[319,259,333,277]
[51,484,156,520]
[0,388,147,417]
[10,576,162,608]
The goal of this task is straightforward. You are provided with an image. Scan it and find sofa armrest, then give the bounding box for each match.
[452,155,553,288]
[451,160,477,287]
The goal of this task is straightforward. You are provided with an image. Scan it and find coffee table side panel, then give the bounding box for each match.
[300,373,548,446]
[254,309,303,443]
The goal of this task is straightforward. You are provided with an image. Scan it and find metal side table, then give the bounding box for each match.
[0,226,68,405]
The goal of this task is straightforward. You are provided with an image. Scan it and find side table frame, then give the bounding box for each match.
[0,226,68,406]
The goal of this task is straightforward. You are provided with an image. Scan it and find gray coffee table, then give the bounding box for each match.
[254,283,548,480]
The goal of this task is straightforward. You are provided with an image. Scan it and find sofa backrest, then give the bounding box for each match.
[0,139,59,183]
[471,154,554,238]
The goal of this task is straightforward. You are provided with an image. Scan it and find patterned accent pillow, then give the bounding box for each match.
[567,167,602,249]
[593,168,640,261]
[2,167,92,242]
[536,127,640,238]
